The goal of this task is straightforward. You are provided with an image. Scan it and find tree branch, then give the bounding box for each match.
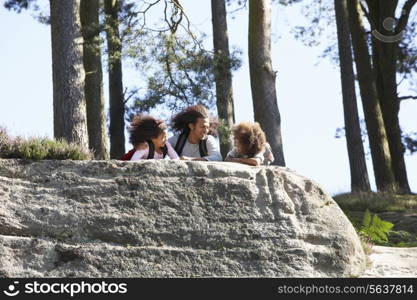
[169,0,183,33]
[171,0,198,42]
[397,0,417,33]
[138,0,162,15]
[135,0,182,33]
[164,53,189,102]
[227,0,248,15]
[123,88,139,105]
[399,95,417,100]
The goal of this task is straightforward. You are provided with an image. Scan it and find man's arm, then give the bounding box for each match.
[202,135,223,161]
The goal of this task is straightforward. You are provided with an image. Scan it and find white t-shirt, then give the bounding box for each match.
[168,134,222,161]
[130,141,179,160]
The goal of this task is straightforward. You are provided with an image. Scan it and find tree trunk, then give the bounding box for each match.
[211,0,235,159]
[81,0,109,160]
[248,0,285,166]
[50,0,89,150]
[334,0,371,192]
[104,0,125,159]
[367,0,411,194]
[347,0,397,193]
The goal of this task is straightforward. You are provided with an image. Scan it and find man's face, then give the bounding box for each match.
[189,117,209,141]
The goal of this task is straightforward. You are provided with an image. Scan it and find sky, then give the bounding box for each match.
[0,0,416,195]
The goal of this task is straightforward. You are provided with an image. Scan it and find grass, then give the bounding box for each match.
[334,192,417,213]
[0,127,92,161]
[334,192,417,248]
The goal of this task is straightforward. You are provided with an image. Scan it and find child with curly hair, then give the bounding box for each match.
[225,122,274,166]
[122,114,179,161]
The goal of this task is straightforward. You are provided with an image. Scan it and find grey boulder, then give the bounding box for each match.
[0,159,366,277]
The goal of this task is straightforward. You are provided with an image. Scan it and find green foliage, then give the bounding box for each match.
[115,1,242,118]
[125,31,241,119]
[397,21,417,85]
[0,127,92,161]
[403,132,417,154]
[4,0,49,24]
[0,127,11,153]
[339,193,417,248]
[4,0,37,13]
[290,0,335,48]
[388,231,417,248]
[334,192,417,213]
[359,209,394,244]
[217,118,232,146]
[142,33,215,109]
[289,0,417,88]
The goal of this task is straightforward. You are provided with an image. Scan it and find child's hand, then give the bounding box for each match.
[225,157,238,163]
[180,156,193,161]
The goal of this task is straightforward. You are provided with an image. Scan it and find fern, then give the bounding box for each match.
[359,209,394,243]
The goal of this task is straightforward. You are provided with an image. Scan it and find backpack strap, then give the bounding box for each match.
[199,138,208,157]
[147,141,168,159]
[147,141,155,159]
[174,131,188,156]
[162,145,168,158]
[120,149,136,161]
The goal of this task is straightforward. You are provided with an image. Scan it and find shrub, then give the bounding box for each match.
[0,127,92,160]
[0,127,12,156]
[359,209,394,244]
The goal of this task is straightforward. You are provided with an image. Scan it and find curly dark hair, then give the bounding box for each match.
[232,122,266,157]
[128,114,167,147]
[171,105,219,136]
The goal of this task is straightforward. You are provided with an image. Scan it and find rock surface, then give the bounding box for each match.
[0,159,366,277]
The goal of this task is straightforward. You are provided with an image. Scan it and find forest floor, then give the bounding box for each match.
[334,193,417,247]
[334,193,417,277]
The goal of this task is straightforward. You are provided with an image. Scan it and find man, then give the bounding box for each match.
[169,105,222,161]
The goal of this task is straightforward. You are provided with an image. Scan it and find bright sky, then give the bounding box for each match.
[0,0,416,195]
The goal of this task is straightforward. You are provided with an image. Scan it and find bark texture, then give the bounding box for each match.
[367,0,411,193]
[335,0,371,192]
[211,0,235,158]
[248,0,285,166]
[105,0,125,159]
[81,0,109,160]
[50,0,89,150]
[347,0,397,192]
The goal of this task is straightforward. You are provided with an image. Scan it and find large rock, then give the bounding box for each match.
[0,159,365,277]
